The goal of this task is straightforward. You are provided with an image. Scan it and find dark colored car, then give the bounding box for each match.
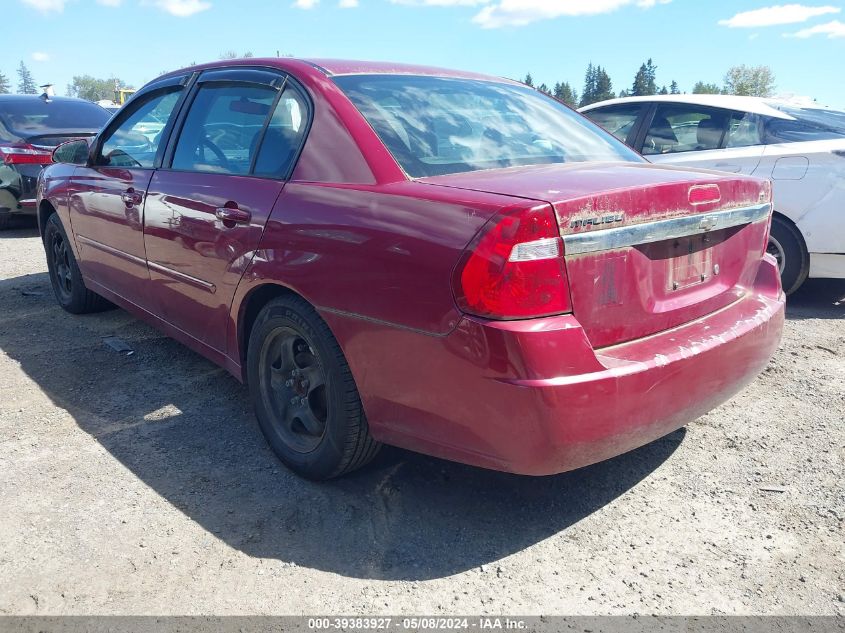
[0,95,111,229]
[38,59,785,480]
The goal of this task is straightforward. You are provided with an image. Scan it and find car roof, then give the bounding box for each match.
[158,58,519,86]
[579,94,797,119]
[0,94,102,105]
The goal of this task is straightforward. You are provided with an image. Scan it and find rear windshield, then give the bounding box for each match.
[764,104,845,143]
[0,99,110,140]
[334,75,642,178]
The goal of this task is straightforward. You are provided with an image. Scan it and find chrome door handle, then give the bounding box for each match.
[121,189,143,206]
[215,206,251,224]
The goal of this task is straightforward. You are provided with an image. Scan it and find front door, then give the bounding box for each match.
[70,87,185,307]
[143,73,309,353]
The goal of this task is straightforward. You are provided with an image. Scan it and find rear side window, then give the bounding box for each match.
[642,105,730,155]
[764,114,845,143]
[171,84,277,175]
[253,87,309,178]
[584,104,644,144]
[725,111,762,148]
[99,90,182,168]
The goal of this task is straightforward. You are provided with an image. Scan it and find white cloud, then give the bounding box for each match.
[20,0,66,13]
[719,4,840,28]
[389,0,487,5]
[339,0,358,6]
[31,51,50,62]
[97,0,123,6]
[294,0,319,7]
[786,18,845,36]
[471,0,670,28]
[154,0,211,16]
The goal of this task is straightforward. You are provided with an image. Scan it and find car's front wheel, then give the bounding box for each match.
[767,215,809,296]
[44,213,111,314]
[247,295,381,480]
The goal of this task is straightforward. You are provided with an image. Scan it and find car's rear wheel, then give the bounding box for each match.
[247,295,381,480]
[44,213,111,314]
[767,215,809,296]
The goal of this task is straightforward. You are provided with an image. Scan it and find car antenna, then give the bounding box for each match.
[39,84,55,103]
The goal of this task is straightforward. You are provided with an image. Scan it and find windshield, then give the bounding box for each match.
[0,98,110,140]
[764,103,845,143]
[334,75,642,178]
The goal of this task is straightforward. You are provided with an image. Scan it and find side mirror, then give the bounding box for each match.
[52,138,91,166]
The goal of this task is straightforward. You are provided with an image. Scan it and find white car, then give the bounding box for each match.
[580,94,845,294]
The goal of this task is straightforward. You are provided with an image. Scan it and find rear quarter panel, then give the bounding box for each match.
[227,181,522,368]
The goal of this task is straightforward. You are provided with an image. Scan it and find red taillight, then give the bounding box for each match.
[454,203,571,320]
[0,143,53,165]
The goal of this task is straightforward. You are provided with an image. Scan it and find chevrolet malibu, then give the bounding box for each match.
[37,59,785,480]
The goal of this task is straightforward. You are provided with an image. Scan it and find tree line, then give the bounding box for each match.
[523,59,776,108]
[2,57,777,108]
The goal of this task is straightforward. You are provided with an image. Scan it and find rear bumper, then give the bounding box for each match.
[334,256,785,476]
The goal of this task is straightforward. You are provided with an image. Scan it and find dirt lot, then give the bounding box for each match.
[0,219,843,616]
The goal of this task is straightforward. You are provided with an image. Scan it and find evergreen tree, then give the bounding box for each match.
[0,71,10,95]
[553,81,578,108]
[536,82,551,96]
[523,73,534,88]
[593,66,614,103]
[17,61,37,94]
[659,85,669,95]
[580,63,596,107]
[618,89,630,98]
[692,81,722,95]
[670,80,680,94]
[631,58,658,96]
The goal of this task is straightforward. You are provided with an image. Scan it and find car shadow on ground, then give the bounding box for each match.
[0,215,39,236]
[0,271,683,581]
[786,278,845,320]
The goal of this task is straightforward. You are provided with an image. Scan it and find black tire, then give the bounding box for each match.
[247,295,381,480]
[44,213,111,314]
[0,212,11,230]
[767,215,809,296]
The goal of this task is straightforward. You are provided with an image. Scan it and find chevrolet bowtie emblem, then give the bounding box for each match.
[699,215,718,231]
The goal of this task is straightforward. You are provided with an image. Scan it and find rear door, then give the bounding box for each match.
[639,103,765,175]
[70,78,188,307]
[143,68,310,351]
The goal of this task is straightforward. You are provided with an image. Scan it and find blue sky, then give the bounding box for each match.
[6,0,845,107]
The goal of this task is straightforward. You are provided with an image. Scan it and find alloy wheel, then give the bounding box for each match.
[258,326,328,453]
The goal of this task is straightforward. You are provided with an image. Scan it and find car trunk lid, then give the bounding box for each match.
[421,162,773,348]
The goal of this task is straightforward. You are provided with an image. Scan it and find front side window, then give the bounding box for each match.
[171,83,277,175]
[99,90,182,168]
[334,75,641,178]
[584,104,644,144]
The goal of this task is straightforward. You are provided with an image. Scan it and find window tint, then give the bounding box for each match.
[334,75,641,178]
[171,84,277,175]
[253,87,308,178]
[725,112,762,148]
[99,90,182,168]
[642,105,729,155]
[763,107,845,143]
[584,104,644,144]
[0,98,110,138]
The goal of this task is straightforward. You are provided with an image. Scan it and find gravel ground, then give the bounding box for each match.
[0,219,843,616]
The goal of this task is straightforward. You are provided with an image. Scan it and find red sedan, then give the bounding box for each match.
[37,59,785,480]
